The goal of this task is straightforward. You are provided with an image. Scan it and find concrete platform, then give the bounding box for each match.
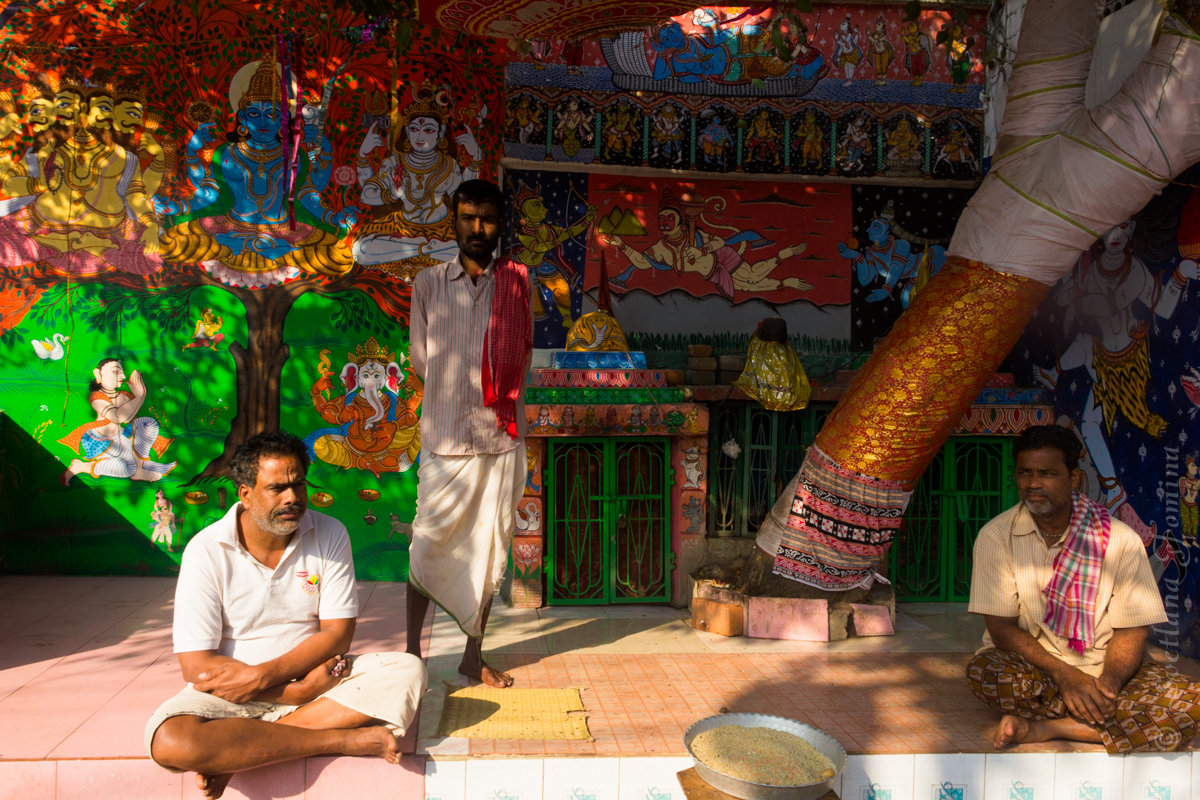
[0,576,1197,799]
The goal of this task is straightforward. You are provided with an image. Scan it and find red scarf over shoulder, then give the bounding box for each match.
[481,256,531,438]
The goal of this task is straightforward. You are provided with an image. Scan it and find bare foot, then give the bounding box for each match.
[993,714,1038,749]
[195,772,231,799]
[61,460,86,486]
[459,659,514,688]
[480,664,514,688]
[343,725,402,764]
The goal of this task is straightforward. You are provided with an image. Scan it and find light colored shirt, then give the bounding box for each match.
[172,504,358,666]
[968,502,1167,677]
[409,254,527,455]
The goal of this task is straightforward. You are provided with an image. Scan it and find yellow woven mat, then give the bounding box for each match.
[436,686,590,740]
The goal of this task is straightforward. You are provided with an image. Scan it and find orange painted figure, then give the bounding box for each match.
[58,357,176,484]
[307,337,421,475]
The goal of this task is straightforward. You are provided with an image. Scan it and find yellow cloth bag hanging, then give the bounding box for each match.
[734,334,811,412]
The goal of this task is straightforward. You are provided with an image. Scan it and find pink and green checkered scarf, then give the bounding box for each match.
[1041,491,1111,653]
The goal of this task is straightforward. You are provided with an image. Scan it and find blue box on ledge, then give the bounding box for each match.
[552,351,647,369]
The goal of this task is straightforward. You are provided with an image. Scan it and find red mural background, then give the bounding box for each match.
[588,175,852,306]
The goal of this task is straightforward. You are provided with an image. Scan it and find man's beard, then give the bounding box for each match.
[86,123,113,145]
[250,504,304,537]
[460,238,495,261]
[113,128,136,150]
[1021,494,1056,517]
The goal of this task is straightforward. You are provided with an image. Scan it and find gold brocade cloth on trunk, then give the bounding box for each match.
[815,256,1049,480]
[773,257,1049,591]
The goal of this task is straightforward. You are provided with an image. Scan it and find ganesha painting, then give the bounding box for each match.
[305,336,421,475]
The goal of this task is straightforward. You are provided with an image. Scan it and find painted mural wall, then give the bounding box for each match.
[501,3,988,352]
[0,1,504,578]
[0,2,991,582]
[1005,166,1200,660]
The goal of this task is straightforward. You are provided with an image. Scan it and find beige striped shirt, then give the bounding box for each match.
[968,503,1167,676]
[409,255,528,456]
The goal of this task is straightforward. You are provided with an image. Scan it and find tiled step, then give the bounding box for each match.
[0,741,1197,799]
[0,755,427,800]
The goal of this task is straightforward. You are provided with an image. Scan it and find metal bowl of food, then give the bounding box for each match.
[683,713,846,800]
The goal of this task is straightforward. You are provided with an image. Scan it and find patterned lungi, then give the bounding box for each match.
[966,648,1200,753]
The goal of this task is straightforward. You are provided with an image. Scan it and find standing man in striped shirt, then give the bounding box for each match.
[966,424,1200,752]
[406,179,532,688]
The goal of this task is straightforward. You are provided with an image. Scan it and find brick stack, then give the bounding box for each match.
[686,343,716,385]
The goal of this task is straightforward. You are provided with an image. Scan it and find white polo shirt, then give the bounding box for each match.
[173,503,359,666]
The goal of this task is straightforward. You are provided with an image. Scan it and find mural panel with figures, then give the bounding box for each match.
[502,3,987,182]
[501,169,595,350]
[1006,166,1200,661]
[846,185,970,350]
[0,1,505,578]
[585,174,851,306]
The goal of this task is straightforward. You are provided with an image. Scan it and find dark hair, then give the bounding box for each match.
[89,357,121,393]
[1013,425,1083,471]
[757,317,788,344]
[227,431,309,489]
[451,179,503,217]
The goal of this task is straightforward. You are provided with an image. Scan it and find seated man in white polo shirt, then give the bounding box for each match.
[145,431,426,799]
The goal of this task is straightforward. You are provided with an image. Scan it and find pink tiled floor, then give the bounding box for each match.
[1,575,1195,799]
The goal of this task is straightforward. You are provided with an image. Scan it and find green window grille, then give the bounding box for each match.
[707,402,834,538]
[888,436,1017,602]
[707,402,1016,601]
[545,437,672,605]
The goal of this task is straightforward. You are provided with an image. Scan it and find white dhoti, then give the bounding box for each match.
[144,651,428,759]
[409,444,525,637]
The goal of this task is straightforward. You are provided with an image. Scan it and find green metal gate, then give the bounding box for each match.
[888,436,1018,601]
[545,437,672,604]
[707,403,834,538]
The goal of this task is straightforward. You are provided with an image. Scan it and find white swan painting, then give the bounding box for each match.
[32,333,69,361]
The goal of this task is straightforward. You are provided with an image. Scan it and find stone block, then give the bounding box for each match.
[746,596,830,641]
[690,596,744,637]
[828,604,850,641]
[688,356,718,371]
[664,369,686,386]
[850,603,896,636]
[686,369,716,385]
[718,370,743,385]
[688,343,713,357]
[718,354,747,371]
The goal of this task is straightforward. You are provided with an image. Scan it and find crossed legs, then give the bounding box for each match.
[150,698,399,799]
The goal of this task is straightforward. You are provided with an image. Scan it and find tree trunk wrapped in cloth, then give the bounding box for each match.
[745,0,1200,598]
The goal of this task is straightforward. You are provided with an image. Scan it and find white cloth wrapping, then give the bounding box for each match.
[144,651,428,759]
[950,7,1200,284]
[408,444,525,637]
[754,468,802,557]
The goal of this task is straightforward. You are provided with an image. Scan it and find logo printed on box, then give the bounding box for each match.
[1148,780,1171,800]
[1076,781,1103,800]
